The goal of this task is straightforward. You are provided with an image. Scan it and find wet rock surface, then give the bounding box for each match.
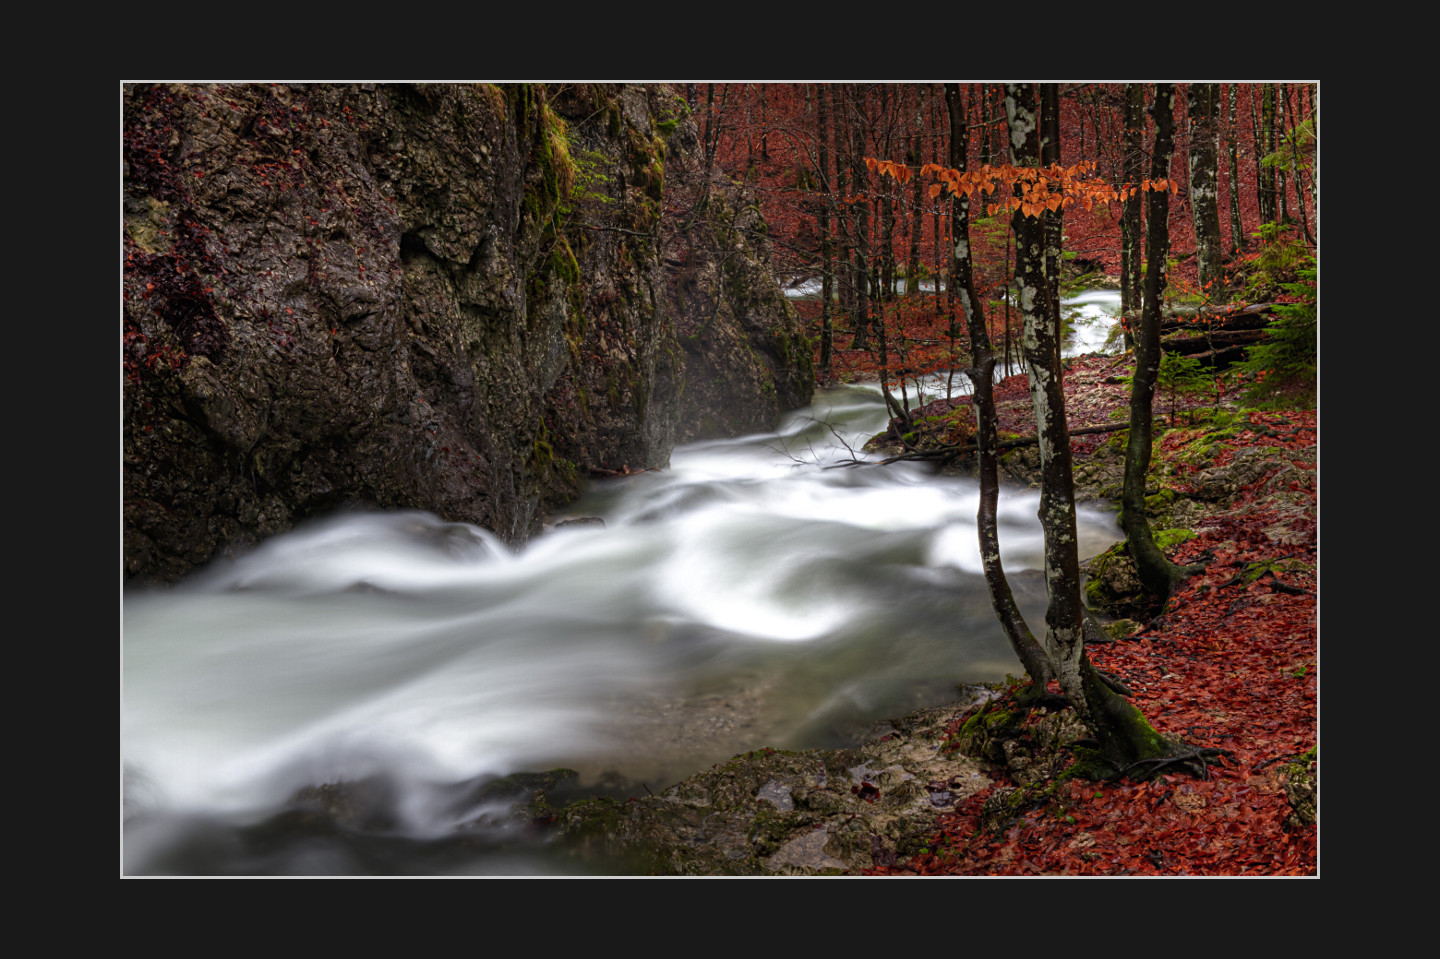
[547,690,999,875]
[123,83,811,584]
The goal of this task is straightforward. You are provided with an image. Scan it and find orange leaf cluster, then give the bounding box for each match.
[866,157,1175,219]
[864,157,913,184]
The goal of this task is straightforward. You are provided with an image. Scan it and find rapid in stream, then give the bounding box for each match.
[122,292,1124,875]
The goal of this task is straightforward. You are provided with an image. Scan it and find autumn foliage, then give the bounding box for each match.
[868,156,1178,218]
[868,362,1317,876]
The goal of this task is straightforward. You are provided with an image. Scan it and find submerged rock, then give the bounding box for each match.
[548,700,995,875]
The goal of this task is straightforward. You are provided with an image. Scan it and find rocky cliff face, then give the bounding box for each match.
[123,83,811,584]
[658,105,814,441]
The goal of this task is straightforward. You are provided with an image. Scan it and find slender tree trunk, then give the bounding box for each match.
[744,86,754,172]
[932,85,945,320]
[759,82,769,162]
[1227,84,1244,255]
[1187,83,1225,302]
[1277,84,1290,224]
[1259,84,1277,224]
[1004,83,1155,762]
[1119,84,1145,351]
[833,86,857,346]
[1308,84,1318,238]
[1039,84,1063,351]
[943,81,1054,693]
[879,85,897,304]
[906,90,924,297]
[850,84,872,351]
[1124,83,1196,602]
[1249,86,1265,225]
[1286,83,1315,247]
[700,83,719,213]
[1007,83,1087,706]
[816,84,834,382]
[1000,83,1181,769]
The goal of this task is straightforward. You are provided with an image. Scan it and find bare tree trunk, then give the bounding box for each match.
[1258,84,1277,224]
[1307,84,1318,238]
[815,84,834,382]
[1119,84,1145,351]
[878,84,897,304]
[1011,84,1083,693]
[833,86,856,346]
[942,80,1054,693]
[744,85,753,172]
[1187,83,1225,302]
[1227,84,1244,255]
[1124,83,1197,602]
[999,84,1183,769]
[759,82,769,162]
[1276,84,1290,224]
[850,84,872,352]
[1007,82,1086,703]
[1040,84,1063,354]
[932,85,945,320]
[1286,84,1315,247]
[1006,83,1128,748]
[906,88,924,297]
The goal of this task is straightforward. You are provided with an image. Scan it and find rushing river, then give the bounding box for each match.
[122,294,1124,875]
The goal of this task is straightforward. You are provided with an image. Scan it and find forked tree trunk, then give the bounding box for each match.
[1006,82,1175,770]
[944,82,1053,692]
[1006,83,1084,707]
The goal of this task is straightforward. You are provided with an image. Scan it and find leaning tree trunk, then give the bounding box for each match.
[945,82,1054,693]
[1119,84,1145,351]
[1123,83,1197,603]
[1007,83,1177,771]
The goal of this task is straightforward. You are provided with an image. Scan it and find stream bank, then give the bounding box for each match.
[540,354,1317,875]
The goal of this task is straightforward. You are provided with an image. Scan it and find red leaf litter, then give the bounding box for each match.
[872,380,1317,876]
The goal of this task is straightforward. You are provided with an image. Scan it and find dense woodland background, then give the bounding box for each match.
[681,82,1315,391]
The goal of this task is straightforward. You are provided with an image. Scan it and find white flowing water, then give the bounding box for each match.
[122,293,1123,875]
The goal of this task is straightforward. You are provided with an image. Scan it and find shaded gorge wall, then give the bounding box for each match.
[123,83,811,584]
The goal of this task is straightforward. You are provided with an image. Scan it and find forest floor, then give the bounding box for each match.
[866,352,1318,876]
[550,351,1317,877]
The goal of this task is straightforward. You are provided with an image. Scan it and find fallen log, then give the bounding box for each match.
[1173,344,1252,368]
[1161,329,1268,354]
[870,420,1137,466]
[1161,302,1275,334]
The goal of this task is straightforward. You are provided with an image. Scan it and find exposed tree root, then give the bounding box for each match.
[1119,745,1233,782]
